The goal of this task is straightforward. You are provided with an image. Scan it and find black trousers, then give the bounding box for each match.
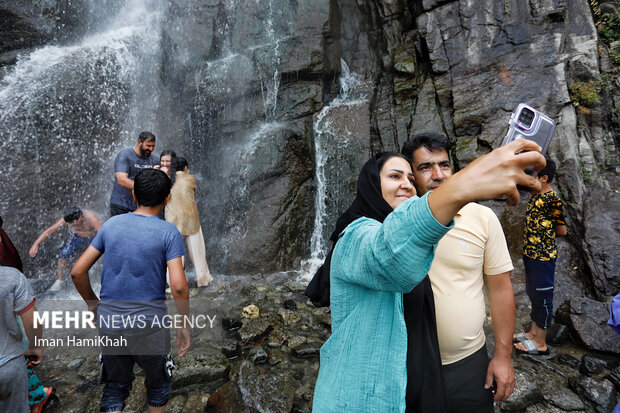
[442,345,494,413]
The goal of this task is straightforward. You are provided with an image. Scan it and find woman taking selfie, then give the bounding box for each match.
[311,139,545,412]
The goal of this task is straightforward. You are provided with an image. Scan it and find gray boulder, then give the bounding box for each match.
[556,297,620,354]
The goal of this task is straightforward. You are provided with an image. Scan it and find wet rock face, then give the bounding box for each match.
[156,0,619,281]
[160,0,333,274]
[1,0,618,283]
[500,350,620,413]
[581,182,620,296]
[0,0,86,60]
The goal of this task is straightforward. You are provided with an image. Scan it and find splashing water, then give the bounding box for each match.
[0,0,168,282]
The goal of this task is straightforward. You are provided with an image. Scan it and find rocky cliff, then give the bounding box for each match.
[157,0,619,301]
[1,0,619,411]
[1,0,617,293]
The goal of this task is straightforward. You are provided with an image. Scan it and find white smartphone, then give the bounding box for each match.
[501,103,556,155]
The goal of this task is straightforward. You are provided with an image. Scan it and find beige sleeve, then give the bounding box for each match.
[483,210,514,276]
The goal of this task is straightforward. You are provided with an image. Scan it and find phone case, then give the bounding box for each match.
[501,103,556,155]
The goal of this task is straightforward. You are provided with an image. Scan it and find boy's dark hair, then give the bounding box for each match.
[134,169,171,207]
[138,131,156,143]
[538,157,556,182]
[401,132,452,158]
[376,151,411,173]
[63,206,83,223]
[0,215,3,228]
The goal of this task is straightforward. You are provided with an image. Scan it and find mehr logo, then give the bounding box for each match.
[34,311,96,329]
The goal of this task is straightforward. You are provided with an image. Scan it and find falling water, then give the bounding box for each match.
[261,0,282,118]
[0,0,169,279]
[187,0,294,273]
[299,59,368,279]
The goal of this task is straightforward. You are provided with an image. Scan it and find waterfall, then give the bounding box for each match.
[0,0,169,277]
[3,0,369,278]
[188,0,292,273]
[299,59,368,279]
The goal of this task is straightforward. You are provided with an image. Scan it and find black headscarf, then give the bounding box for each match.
[305,153,393,306]
[305,152,447,412]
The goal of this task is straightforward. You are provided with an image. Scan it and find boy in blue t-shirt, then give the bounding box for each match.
[72,169,190,413]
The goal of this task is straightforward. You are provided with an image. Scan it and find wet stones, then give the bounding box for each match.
[247,346,268,365]
[556,353,581,369]
[221,337,241,359]
[568,376,618,412]
[266,329,286,348]
[542,385,586,411]
[292,343,321,359]
[580,355,606,377]
[66,358,84,369]
[174,349,231,389]
[241,304,260,319]
[238,317,272,345]
[276,308,303,325]
[500,369,544,411]
[221,318,243,332]
[207,360,295,413]
[547,323,571,346]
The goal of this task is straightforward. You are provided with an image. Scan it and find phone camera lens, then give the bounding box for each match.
[518,108,535,127]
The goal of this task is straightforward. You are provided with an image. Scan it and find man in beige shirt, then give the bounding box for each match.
[402,133,516,412]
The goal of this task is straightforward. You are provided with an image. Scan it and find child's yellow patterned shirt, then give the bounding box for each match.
[523,190,565,261]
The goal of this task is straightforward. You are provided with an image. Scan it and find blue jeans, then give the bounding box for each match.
[523,255,556,329]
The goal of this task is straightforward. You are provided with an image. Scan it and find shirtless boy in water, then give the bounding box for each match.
[29,207,101,291]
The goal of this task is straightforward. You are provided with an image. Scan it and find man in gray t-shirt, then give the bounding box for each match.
[0,265,42,413]
[109,131,160,216]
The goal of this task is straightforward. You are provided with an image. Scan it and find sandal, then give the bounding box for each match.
[31,387,58,413]
[512,331,529,343]
[515,338,550,355]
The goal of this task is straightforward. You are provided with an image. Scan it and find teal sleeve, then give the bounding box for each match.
[332,193,453,293]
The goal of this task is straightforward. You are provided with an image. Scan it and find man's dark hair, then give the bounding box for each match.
[138,131,156,143]
[63,206,83,223]
[134,169,171,207]
[401,132,452,159]
[0,215,3,228]
[538,157,556,182]
[376,151,411,173]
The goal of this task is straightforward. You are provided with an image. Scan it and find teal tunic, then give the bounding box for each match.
[312,193,452,412]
